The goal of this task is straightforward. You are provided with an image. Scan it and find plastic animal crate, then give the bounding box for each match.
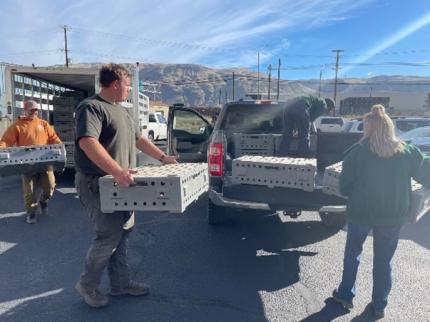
[322,161,430,223]
[233,133,277,157]
[409,181,430,223]
[64,141,75,167]
[99,163,208,213]
[322,162,344,197]
[231,155,316,191]
[0,144,66,176]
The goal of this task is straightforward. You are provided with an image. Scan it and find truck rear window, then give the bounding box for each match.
[220,105,283,133]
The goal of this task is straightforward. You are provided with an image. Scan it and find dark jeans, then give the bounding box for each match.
[75,172,135,290]
[278,104,310,156]
[337,223,401,311]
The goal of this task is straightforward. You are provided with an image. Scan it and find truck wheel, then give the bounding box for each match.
[318,211,346,229]
[148,131,154,142]
[207,199,229,225]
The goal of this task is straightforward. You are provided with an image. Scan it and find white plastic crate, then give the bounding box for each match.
[231,155,316,191]
[64,141,75,167]
[0,144,66,176]
[233,133,277,157]
[99,163,209,213]
[322,162,344,197]
[322,162,430,223]
[409,181,430,223]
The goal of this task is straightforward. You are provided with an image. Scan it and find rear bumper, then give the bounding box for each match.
[209,189,270,210]
[209,176,346,211]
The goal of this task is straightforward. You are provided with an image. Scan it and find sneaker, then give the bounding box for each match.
[40,201,48,216]
[26,213,37,224]
[332,289,353,310]
[372,304,385,319]
[75,282,109,308]
[111,280,150,296]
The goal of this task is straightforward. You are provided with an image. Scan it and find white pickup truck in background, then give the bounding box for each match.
[314,116,345,132]
[148,112,167,141]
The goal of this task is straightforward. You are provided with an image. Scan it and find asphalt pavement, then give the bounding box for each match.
[0,173,429,322]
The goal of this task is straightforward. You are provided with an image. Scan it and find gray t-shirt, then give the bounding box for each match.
[74,95,139,176]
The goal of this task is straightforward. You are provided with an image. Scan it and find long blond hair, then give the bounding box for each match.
[360,104,405,158]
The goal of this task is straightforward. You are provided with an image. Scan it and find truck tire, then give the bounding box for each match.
[318,211,346,229]
[207,199,229,225]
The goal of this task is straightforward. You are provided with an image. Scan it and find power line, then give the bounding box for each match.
[0,49,62,57]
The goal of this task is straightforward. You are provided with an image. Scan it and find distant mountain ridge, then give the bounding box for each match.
[70,63,430,107]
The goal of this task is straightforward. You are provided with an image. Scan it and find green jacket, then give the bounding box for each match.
[339,140,430,226]
[302,95,326,121]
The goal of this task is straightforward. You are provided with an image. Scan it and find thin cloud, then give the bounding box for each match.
[340,10,430,77]
[0,0,376,66]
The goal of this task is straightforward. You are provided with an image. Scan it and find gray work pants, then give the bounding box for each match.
[75,172,135,290]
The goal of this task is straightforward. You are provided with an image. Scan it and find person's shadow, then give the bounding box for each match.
[301,299,383,322]
[300,297,350,322]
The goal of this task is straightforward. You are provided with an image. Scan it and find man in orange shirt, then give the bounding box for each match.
[0,100,62,223]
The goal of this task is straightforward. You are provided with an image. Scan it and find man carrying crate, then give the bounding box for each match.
[0,100,62,224]
[74,63,177,308]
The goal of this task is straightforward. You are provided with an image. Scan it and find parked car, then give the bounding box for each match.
[341,119,363,133]
[148,112,167,141]
[314,116,345,132]
[342,117,430,135]
[401,126,430,154]
[392,117,430,133]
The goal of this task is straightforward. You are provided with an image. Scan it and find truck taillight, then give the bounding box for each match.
[208,143,224,176]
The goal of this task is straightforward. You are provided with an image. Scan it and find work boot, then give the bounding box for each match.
[40,201,48,216]
[26,213,37,224]
[111,280,150,296]
[75,282,109,308]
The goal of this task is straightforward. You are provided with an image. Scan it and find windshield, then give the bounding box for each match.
[395,119,430,133]
[220,104,284,133]
[401,126,430,140]
[156,114,167,124]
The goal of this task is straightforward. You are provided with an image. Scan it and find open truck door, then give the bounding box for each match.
[167,106,213,162]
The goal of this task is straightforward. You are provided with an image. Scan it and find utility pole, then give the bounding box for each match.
[232,72,235,101]
[257,52,260,98]
[267,64,272,99]
[332,49,344,116]
[219,88,222,106]
[63,25,70,68]
[276,58,281,101]
[318,70,322,97]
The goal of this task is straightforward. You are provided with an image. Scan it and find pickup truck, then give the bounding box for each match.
[148,112,167,141]
[167,101,363,226]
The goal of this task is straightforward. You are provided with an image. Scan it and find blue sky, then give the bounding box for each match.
[0,0,429,80]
